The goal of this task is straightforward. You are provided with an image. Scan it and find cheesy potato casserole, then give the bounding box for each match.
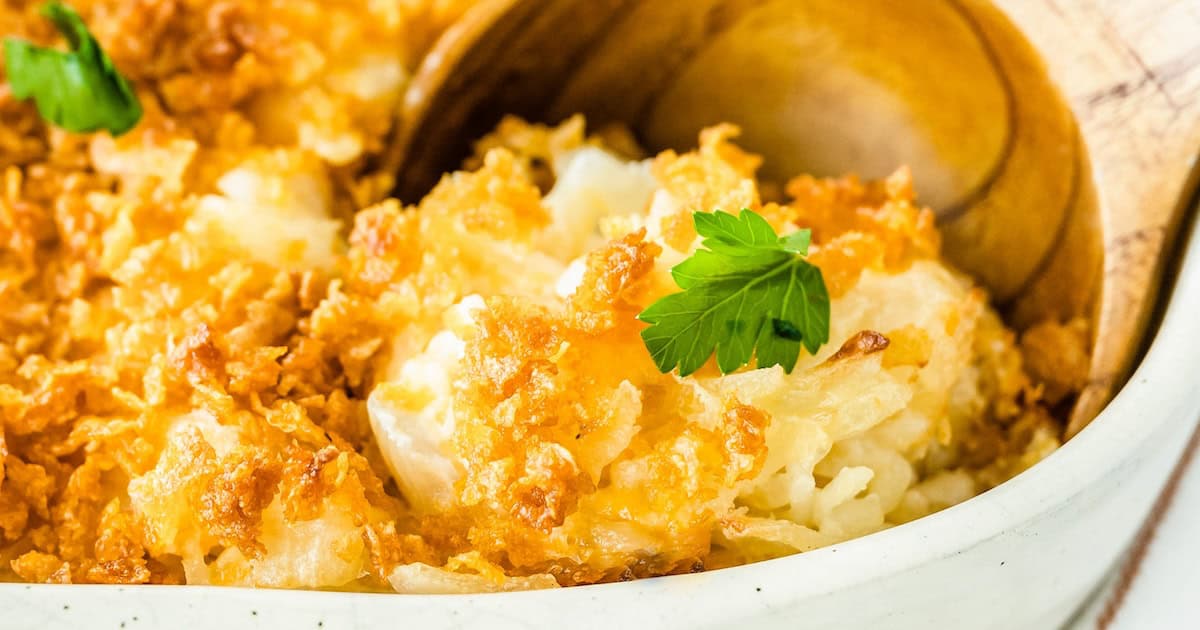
[0,0,1087,592]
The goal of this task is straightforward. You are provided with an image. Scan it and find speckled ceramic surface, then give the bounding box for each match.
[1,212,1197,629]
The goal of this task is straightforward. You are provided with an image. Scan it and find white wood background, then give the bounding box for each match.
[1070,441,1200,629]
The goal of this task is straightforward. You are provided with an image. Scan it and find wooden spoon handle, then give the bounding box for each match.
[992,0,1200,434]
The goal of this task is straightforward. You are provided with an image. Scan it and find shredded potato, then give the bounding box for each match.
[0,0,1080,592]
[353,119,1072,585]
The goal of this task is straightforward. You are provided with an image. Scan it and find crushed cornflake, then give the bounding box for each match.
[0,2,1082,591]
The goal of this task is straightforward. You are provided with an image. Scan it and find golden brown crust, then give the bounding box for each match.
[198,451,283,557]
[828,330,892,362]
[651,124,761,251]
[0,0,424,585]
[569,229,662,332]
[721,404,771,482]
[792,167,940,299]
[0,0,1075,587]
[422,150,549,241]
[1020,318,1091,405]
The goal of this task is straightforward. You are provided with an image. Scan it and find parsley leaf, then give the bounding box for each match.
[638,209,830,376]
[3,1,142,136]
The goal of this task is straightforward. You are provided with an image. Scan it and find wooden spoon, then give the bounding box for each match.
[386,0,1200,436]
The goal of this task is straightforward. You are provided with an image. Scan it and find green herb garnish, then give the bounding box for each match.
[4,1,142,136]
[638,209,830,376]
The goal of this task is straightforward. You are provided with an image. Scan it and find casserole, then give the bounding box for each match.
[2,203,1196,630]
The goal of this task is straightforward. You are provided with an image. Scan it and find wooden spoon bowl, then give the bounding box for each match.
[387,0,1200,434]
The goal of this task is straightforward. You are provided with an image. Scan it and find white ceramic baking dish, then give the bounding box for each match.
[1,202,1195,630]
[4,0,1199,626]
